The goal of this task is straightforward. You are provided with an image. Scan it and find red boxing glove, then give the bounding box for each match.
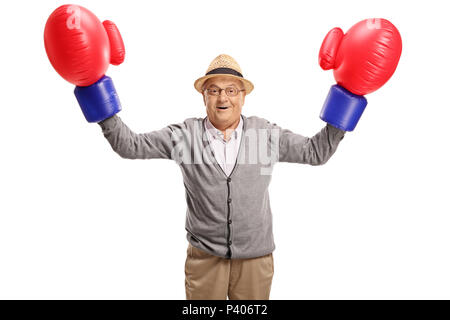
[44,4,125,86]
[319,18,402,95]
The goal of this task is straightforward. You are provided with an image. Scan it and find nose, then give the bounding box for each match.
[218,89,229,102]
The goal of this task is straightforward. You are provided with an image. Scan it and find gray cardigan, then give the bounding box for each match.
[99,114,345,259]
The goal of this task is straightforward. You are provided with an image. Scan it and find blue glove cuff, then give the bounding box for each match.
[320,84,367,131]
[74,76,122,123]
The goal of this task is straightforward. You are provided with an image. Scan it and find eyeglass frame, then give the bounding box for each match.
[203,85,246,97]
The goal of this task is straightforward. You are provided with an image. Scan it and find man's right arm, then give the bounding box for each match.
[98,115,181,160]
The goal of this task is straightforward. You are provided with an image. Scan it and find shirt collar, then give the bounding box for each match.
[205,115,243,142]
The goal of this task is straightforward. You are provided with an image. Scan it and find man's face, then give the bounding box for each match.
[202,76,246,130]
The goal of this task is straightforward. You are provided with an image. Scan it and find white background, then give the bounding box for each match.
[0,0,449,299]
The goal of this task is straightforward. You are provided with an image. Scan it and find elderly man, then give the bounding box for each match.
[45,5,402,300]
[97,54,346,299]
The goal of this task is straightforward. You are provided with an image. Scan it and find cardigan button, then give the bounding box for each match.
[228,240,232,245]
[228,198,232,203]
[228,219,232,224]
[227,177,231,183]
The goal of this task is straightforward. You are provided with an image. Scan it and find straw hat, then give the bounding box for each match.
[194,54,254,95]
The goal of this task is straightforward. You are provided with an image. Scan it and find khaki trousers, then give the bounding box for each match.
[185,243,274,300]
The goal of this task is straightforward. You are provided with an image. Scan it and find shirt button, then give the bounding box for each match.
[228,198,232,203]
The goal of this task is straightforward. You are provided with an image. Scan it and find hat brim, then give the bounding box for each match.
[194,74,254,95]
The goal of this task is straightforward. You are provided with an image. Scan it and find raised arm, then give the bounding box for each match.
[272,122,345,165]
[99,115,186,160]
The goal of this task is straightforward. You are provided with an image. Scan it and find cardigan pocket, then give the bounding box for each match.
[186,228,202,243]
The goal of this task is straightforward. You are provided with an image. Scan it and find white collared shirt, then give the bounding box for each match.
[204,116,243,177]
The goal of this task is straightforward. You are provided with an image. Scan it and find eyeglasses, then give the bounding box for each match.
[205,85,245,97]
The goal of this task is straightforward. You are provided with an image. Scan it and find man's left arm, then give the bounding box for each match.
[273,122,345,165]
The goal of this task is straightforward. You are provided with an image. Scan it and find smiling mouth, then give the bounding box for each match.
[217,106,229,110]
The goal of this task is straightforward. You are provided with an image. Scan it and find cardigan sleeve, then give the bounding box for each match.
[269,122,346,165]
[98,115,186,160]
